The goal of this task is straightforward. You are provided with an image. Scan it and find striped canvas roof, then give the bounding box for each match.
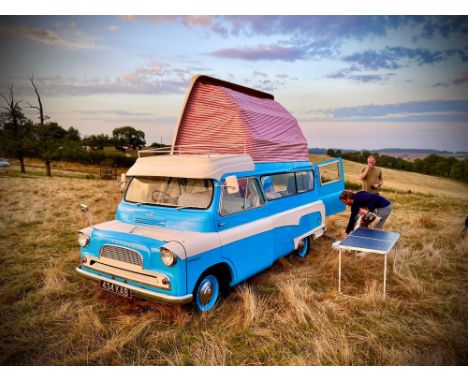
[172,75,309,162]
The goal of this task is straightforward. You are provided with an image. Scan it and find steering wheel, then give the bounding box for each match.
[151,190,164,203]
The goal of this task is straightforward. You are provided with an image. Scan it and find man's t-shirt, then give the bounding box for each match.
[345,191,391,233]
[361,166,382,193]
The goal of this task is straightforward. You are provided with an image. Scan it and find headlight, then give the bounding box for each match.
[160,247,177,267]
[77,232,89,247]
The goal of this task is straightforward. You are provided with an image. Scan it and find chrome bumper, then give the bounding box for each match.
[75,266,193,304]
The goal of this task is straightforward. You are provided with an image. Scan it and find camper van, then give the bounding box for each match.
[76,75,345,311]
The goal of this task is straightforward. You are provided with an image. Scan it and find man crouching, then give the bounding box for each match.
[339,190,393,239]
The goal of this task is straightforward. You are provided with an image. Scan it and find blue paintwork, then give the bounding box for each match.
[78,158,345,309]
[314,158,346,216]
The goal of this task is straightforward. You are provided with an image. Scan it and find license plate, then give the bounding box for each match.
[100,280,132,299]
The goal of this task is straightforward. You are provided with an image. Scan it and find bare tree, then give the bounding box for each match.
[27,74,49,126]
[0,86,31,173]
[27,74,57,176]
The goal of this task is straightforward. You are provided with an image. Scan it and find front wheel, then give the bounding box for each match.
[296,236,311,258]
[193,274,221,312]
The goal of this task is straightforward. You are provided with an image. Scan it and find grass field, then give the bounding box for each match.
[0,159,467,365]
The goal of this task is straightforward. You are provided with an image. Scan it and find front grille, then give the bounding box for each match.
[100,245,143,267]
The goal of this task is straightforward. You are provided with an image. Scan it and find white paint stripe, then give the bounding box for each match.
[81,201,325,260]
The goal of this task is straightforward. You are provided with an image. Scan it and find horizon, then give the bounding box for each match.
[0,15,467,152]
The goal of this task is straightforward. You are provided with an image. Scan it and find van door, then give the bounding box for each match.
[216,176,274,282]
[315,158,346,216]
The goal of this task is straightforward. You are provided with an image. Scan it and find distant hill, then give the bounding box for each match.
[308,147,468,159]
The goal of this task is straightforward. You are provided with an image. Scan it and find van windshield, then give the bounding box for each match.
[125,177,213,209]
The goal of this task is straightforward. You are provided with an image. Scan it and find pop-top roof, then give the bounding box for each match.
[171,75,309,162]
[126,154,255,181]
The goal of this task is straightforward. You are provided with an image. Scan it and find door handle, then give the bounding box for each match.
[218,222,226,227]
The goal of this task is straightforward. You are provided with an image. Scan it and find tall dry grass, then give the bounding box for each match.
[0,164,467,365]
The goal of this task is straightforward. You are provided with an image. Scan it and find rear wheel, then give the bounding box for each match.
[296,236,311,258]
[193,274,221,312]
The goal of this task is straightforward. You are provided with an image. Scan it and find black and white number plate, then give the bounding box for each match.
[100,280,132,299]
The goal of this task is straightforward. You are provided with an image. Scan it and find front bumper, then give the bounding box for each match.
[76,266,193,304]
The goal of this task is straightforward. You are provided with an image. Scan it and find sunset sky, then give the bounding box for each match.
[0,15,467,151]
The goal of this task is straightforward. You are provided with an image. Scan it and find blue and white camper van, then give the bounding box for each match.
[75,75,345,312]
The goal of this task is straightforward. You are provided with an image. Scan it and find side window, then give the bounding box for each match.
[318,162,341,185]
[261,173,297,200]
[220,177,265,216]
[296,170,314,192]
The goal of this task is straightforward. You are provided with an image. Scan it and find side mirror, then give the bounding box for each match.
[225,175,239,194]
[120,173,127,192]
[79,204,94,227]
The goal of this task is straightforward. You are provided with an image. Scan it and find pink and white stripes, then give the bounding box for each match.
[174,80,309,162]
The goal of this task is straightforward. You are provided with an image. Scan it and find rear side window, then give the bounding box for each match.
[296,170,314,192]
[261,173,297,200]
[219,177,265,216]
[261,170,314,200]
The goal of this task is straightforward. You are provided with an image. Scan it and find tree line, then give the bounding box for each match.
[327,149,468,182]
[0,77,153,176]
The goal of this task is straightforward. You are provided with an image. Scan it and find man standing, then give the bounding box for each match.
[339,190,393,239]
[359,155,383,193]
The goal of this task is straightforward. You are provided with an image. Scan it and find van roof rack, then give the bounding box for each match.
[138,144,248,158]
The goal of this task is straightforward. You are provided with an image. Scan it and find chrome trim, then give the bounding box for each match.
[100,244,143,267]
[76,267,192,304]
[293,224,326,249]
[82,256,170,290]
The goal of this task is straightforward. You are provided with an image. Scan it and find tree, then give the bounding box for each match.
[82,133,112,150]
[33,122,67,176]
[112,126,145,149]
[26,74,49,126]
[0,86,34,173]
[66,126,81,141]
[326,149,336,157]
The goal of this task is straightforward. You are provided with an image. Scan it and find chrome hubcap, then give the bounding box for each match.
[199,280,213,305]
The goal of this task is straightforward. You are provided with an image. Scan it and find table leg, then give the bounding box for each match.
[383,253,387,300]
[338,249,342,294]
[393,243,398,272]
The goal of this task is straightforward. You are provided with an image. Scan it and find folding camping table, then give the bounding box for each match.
[336,227,400,299]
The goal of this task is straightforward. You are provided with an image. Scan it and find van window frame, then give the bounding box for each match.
[260,169,314,201]
[317,161,342,186]
[124,176,215,210]
[218,176,266,217]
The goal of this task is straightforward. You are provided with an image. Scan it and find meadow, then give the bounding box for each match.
[0,157,467,365]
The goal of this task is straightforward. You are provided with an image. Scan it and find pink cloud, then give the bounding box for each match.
[210,44,304,61]
[0,23,97,50]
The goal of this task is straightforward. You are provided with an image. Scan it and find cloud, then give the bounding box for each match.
[210,43,304,61]
[343,46,462,70]
[413,16,468,40]
[252,70,268,78]
[108,25,119,32]
[73,109,152,117]
[121,16,468,44]
[0,23,98,50]
[145,15,213,28]
[307,100,468,123]
[0,63,195,96]
[326,66,393,83]
[119,15,139,22]
[432,70,468,88]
